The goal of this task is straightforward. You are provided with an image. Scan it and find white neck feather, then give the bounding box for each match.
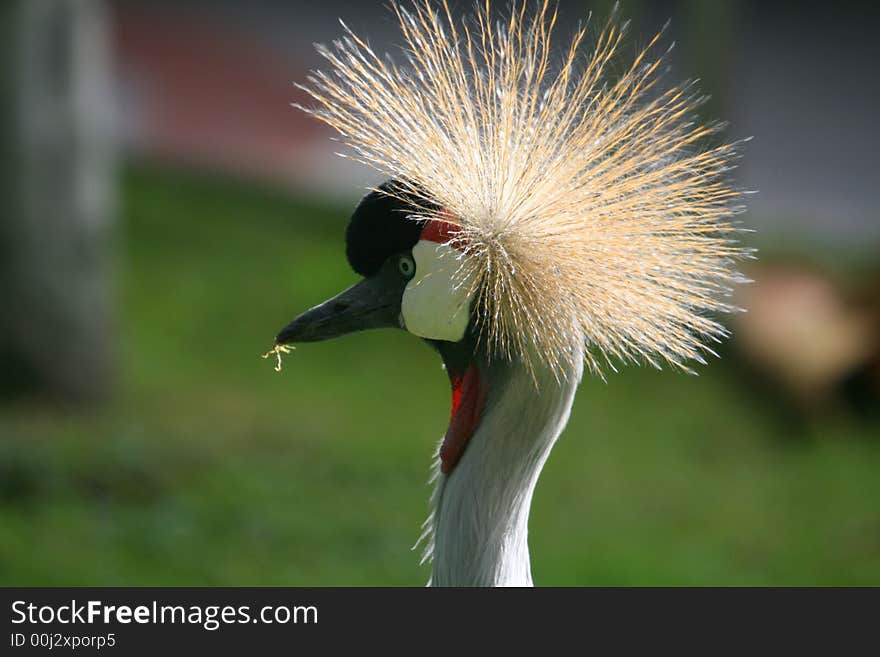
[424,354,583,587]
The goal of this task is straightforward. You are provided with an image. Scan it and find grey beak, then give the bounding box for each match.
[275,277,401,345]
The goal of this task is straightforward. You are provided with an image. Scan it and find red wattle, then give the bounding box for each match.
[440,364,486,474]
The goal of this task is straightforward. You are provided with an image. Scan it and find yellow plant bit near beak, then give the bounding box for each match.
[262,344,294,372]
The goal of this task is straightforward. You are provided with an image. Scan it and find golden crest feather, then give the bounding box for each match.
[294,0,749,378]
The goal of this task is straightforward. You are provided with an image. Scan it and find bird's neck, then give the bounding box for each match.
[425,342,582,586]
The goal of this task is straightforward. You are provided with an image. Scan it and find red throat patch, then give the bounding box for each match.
[440,364,486,474]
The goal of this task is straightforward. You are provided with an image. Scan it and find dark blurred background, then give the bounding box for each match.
[0,0,878,585]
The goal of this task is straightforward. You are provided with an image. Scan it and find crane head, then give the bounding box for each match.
[275,179,476,348]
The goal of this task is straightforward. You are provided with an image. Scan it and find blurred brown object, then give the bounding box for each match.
[733,264,880,413]
[113,4,325,185]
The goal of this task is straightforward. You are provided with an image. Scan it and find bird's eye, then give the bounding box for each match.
[397,254,415,279]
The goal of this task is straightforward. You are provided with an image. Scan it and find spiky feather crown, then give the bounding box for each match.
[295,0,748,378]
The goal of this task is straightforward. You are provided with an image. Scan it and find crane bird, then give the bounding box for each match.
[271,1,748,586]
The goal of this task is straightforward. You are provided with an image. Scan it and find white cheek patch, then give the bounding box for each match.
[401,240,475,342]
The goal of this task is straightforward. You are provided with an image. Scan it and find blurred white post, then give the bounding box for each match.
[2,0,116,399]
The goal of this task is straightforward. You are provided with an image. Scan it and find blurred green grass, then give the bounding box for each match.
[1,165,878,585]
